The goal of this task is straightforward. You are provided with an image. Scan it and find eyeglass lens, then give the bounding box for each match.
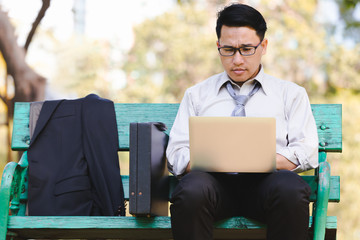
[219,46,256,56]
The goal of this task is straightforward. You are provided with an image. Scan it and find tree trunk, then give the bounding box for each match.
[0,9,47,162]
[0,9,46,112]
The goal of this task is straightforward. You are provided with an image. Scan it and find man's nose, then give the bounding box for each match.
[232,50,245,65]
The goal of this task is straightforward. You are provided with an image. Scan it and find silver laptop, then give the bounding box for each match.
[189,117,276,173]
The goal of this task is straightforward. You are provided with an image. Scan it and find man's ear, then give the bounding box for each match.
[261,38,268,55]
[216,41,220,48]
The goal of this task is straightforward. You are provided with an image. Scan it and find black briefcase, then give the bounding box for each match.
[129,122,169,216]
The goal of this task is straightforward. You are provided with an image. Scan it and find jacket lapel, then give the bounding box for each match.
[30,100,64,145]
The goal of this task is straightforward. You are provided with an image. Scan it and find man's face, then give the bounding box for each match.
[217,26,267,85]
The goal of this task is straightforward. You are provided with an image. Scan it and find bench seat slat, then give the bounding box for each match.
[303,175,340,202]
[7,216,337,239]
[121,175,341,202]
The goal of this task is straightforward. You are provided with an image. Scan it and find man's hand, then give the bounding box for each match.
[185,162,191,173]
[276,154,297,171]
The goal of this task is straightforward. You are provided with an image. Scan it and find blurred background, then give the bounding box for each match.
[0,0,359,238]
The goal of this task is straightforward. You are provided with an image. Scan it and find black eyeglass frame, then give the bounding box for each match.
[217,40,263,57]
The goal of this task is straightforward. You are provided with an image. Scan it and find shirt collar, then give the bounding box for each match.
[216,65,269,95]
[215,72,231,94]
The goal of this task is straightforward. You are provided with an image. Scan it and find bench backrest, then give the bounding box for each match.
[12,103,342,153]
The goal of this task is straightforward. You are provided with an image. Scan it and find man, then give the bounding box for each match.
[166,3,319,240]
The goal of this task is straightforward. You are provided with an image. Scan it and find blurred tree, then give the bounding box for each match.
[123,0,360,101]
[259,0,329,96]
[0,0,50,162]
[52,38,116,98]
[0,0,50,109]
[123,3,223,102]
[259,0,360,95]
[0,9,46,110]
[336,0,360,40]
[326,43,360,93]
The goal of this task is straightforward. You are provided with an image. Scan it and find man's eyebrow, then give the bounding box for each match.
[220,43,256,47]
[241,43,254,47]
[220,44,234,48]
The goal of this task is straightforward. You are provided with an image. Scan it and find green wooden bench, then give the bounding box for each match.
[0,103,341,240]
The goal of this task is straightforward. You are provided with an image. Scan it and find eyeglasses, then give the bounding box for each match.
[217,41,263,57]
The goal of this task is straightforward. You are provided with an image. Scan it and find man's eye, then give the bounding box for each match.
[241,47,253,52]
[223,48,235,52]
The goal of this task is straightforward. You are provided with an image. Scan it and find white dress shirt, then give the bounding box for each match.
[166,67,319,176]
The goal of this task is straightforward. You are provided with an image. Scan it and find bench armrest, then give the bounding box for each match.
[0,161,17,240]
[0,152,29,239]
[313,152,331,240]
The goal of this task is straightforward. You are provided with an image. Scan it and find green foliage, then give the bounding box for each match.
[123,3,223,101]
[326,43,360,91]
[120,0,360,101]
[337,0,360,22]
[335,0,360,41]
[258,0,360,96]
[259,0,328,96]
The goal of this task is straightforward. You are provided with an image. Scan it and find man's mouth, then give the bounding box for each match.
[232,68,245,75]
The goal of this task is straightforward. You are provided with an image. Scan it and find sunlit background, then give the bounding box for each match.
[0,0,360,238]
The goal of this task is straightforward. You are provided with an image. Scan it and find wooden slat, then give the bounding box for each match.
[122,175,129,200]
[11,103,343,152]
[311,104,342,152]
[11,103,31,150]
[115,103,179,150]
[7,216,337,239]
[305,175,340,202]
[121,175,340,202]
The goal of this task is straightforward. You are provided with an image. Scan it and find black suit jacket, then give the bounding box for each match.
[28,94,125,216]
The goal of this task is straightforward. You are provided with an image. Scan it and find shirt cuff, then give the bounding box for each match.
[170,149,190,177]
[277,147,299,166]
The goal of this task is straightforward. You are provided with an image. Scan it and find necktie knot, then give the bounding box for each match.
[234,95,249,106]
[226,81,261,117]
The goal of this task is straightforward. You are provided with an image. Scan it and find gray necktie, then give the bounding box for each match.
[226,81,261,116]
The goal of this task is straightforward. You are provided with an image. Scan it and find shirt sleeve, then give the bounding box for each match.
[166,89,196,176]
[277,87,319,172]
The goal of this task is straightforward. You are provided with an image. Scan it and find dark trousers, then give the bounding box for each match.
[170,170,311,240]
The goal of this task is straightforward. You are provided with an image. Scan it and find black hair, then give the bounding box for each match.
[216,3,267,40]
